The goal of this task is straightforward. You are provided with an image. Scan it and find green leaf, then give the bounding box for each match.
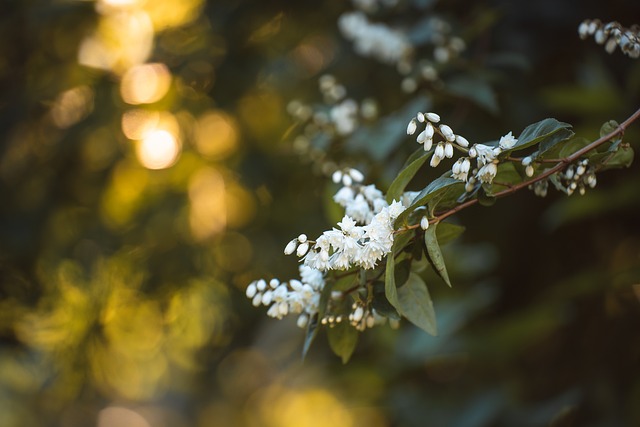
[385,253,400,310]
[397,273,437,336]
[424,223,452,287]
[598,145,634,171]
[511,118,573,152]
[372,281,401,320]
[477,186,497,206]
[386,150,431,203]
[327,321,358,363]
[558,137,591,158]
[394,258,411,288]
[394,177,460,227]
[435,222,465,246]
[600,120,619,138]
[536,128,575,155]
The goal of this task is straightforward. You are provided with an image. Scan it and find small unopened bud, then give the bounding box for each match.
[525,165,534,177]
[417,112,425,122]
[444,142,454,158]
[298,234,307,243]
[342,174,353,186]
[439,124,454,140]
[424,139,433,151]
[353,306,364,323]
[349,168,364,182]
[296,242,310,257]
[246,282,257,298]
[522,156,533,166]
[332,170,342,184]
[261,290,273,305]
[420,216,430,230]
[468,146,477,158]
[252,294,262,307]
[430,153,442,168]
[257,279,267,291]
[297,314,309,328]
[284,239,298,255]
[425,112,440,123]
[455,135,469,147]
[407,119,418,135]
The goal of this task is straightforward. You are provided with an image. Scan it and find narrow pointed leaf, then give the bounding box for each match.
[424,222,452,287]
[394,177,460,227]
[511,118,573,152]
[386,151,431,203]
[327,321,358,363]
[302,314,319,360]
[397,273,437,336]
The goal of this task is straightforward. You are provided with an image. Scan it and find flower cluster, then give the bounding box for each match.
[246,266,325,328]
[407,112,517,190]
[579,19,640,59]
[338,11,413,65]
[297,202,405,271]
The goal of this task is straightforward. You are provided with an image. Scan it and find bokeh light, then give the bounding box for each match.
[120,63,172,105]
[136,129,181,170]
[194,111,239,160]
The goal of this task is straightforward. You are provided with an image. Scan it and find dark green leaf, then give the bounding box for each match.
[598,145,634,171]
[558,137,591,158]
[435,222,465,246]
[386,150,431,203]
[511,118,573,152]
[372,282,401,320]
[394,177,460,227]
[394,259,411,288]
[536,128,575,155]
[600,120,620,138]
[477,186,497,206]
[327,321,358,364]
[397,273,437,335]
[424,223,452,287]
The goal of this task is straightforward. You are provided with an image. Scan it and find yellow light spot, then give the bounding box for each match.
[97,406,151,427]
[50,86,94,129]
[188,167,226,240]
[121,109,160,140]
[78,10,154,74]
[256,386,354,427]
[194,111,239,160]
[136,129,180,170]
[121,63,172,105]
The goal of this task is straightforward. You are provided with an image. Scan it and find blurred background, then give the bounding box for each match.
[0,0,639,426]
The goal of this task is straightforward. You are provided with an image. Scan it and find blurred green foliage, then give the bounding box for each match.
[0,0,639,426]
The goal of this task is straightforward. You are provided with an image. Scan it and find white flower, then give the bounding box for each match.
[498,131,518,150]
[477,162,498,184]
[334,186,355,206]
[451,157,471,181]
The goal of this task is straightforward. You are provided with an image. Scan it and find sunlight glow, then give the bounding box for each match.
[121,63,171,105]
[137,129,180,170]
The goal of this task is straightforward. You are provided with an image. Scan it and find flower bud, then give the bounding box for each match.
[434,143,445,160]
[407,119,418,135]
[420,216,430,230]
[296,242,310,257]
[257,279,267,291]
[261,290,273,305]
[342,174,353,187]
[298,234,307,243]
[425,122,435,138]
[353,306,364,323]
[424,138,433,151]
[349,168,364,182]
[246,282,257,298]
[252,294,263,307]
[455,135,469,147]
[417,112,425,122]
[284,239,298,255]
[425,112,440,123]
[525,165,534,177]
[297,314,309,328]
[444,142,454,158]
[332,170,342,184]
[439,124,454,140]
[269,278,279,289]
